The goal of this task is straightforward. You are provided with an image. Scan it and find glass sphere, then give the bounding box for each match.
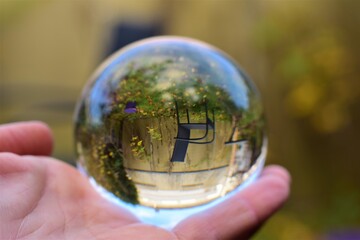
[74,36,266,217]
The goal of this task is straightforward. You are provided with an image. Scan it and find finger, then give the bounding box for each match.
[0,121,53,156]
[173,165,291,240]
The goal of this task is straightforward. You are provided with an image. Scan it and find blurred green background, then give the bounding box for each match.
[1,0,359,239]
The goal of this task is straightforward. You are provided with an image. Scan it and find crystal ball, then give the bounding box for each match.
[74,36,266,210]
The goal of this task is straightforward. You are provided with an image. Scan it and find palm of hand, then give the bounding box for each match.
[0,122,290,240]
[1,153,176,239]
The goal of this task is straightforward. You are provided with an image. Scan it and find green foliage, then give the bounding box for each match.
[108,61,175,121]
[147,126,162,141]
[74,102,91,149]
[97,141,139,204]
[107,60,241,122]
[130,136,146,158]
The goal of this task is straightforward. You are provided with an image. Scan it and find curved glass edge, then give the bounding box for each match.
[76,138,267,229]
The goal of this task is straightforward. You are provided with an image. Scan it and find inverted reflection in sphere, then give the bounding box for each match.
[74,37,266,214]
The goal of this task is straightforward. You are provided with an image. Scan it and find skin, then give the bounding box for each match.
[0,121,290,240]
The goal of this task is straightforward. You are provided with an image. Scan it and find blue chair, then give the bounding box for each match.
[170,102,215,162]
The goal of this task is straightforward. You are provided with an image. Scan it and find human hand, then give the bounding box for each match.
[0,121,290,240]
